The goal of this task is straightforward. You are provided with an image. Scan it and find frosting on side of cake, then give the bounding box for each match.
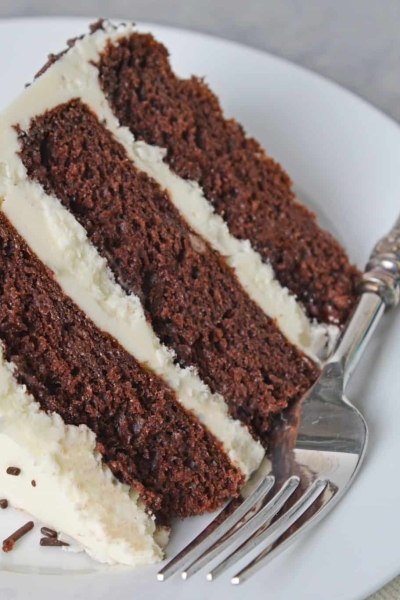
[0,21,336,365]
[0,347,164,566]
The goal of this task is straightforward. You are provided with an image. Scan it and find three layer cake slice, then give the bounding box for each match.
[0,20,358,565]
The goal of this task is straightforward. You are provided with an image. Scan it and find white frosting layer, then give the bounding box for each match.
[0,21,336,566]
[0,22,266,567]
[0,22,263,481]
[2,179,263,479]
[130,143,339,359]
[0,348,163,566]
[0,21,337,361]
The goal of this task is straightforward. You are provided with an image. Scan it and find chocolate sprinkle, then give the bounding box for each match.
[31,480,36,487]
[40,527,57,538]
[2,521,34,552]
[0,499,8,509]
[40,537,69,547]
[6,467,21,476]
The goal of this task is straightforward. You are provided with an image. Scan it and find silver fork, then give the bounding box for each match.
[157,213,400,585]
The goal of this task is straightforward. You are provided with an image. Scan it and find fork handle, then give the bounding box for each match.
[330,214,400,389]
[358,213,400,308]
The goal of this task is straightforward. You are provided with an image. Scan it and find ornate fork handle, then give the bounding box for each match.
[329,213,400,389]
[358,215,400,308]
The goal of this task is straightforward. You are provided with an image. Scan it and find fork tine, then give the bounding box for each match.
[183,475,300,579]
[231,481,334,584]
[207,479,328,581]
[157,475,275,581]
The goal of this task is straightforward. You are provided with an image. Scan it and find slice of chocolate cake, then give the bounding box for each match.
[0,20,358,566]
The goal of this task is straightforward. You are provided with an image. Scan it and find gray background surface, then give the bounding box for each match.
[0,1,399,598]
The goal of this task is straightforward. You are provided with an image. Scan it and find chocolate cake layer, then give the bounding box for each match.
[18,100,319,443]
[0,212,243,523]
[96,33,359,326]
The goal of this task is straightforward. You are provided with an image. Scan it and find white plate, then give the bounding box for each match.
[0,16,399,600]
